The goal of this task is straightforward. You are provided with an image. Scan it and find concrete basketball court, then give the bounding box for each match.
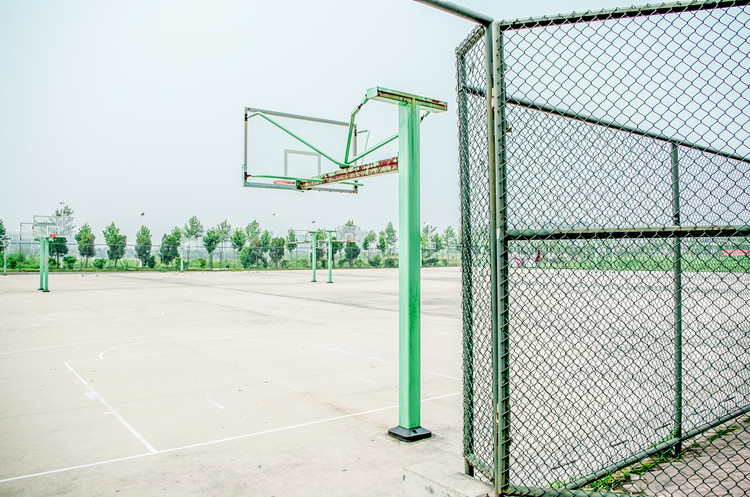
[0,268,466,496]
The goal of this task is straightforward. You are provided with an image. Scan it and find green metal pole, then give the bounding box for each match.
[327,231,333,283]
[180,244,184,272]
[672,142,683,454]
[494,24,511,494]
[43,237,50,292]
[311,232,317,282]
[39,238,44,290]
[389,98,430,441]
[3,243,6,276]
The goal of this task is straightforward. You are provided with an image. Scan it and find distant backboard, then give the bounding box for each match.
[32,215,61,239]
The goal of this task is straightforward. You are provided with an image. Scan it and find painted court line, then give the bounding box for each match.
[0,392,460,484]
[64,362,157,454]
[204,390,225,409]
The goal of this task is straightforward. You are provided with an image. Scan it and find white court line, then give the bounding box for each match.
[356,377,377,384]
[204,391,224,409]
[64,362,157,454]
[0,391,460,484]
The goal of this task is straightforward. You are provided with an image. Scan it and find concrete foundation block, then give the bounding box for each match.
[403,461,493,497]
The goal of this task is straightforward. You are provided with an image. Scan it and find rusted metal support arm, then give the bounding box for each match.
[297,157,398,190]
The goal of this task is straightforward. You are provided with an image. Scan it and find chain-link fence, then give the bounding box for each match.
[458,1,749,495]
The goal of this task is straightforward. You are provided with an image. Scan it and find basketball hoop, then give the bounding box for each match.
[337,225,362,244]
[49,234,58,238]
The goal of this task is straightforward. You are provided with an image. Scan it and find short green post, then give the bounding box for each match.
[327,231,333,283]
[2,243,6,276]
[180,244,184,272]
[42,237,50,292]
[38,238,44,290]
[311,232,317,282]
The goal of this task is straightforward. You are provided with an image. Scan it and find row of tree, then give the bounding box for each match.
[1,207,460,269]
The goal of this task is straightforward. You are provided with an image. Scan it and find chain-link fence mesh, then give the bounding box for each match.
[457,25,496,482]
[458,1,749,495]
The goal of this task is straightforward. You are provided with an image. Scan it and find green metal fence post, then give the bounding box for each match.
[672,142,683,454]
[494,23,511,494]
[180,244,184,272]
[311,232,317,282]
[2,243,6,276]
[327,231,333,283]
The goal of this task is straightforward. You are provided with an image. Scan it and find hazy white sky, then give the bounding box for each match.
[0,0,627,241]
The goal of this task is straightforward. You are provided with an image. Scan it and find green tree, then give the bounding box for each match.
[286,229,298,256]
[135,226,152,268]
[344,241,361,266]
[49,237,69,266]
[421,224,442,261]
[260,230,272,256]
[385,222,397,254]
[230,228,247,265]
[245,220,261,242]
[54,203,75,238]
[314,228,328,264]
[182,215,204,266]
[0,219,6,256]
[247,238,265,267]
[75,224,95,267]
[378,231,387,254]
[216,219,232,266]
[269,237,285,267]
[159,227,182,267]
[103,223,127,268]
[362,230,376,251]
[442,225,457,248]
[202,227,221,269]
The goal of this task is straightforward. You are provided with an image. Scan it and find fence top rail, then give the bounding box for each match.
[496,0,746,31]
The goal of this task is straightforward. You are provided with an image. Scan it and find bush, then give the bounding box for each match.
[7,253,26,269]
[384,258,397,268]
[194,258,207,269]
[368,255,381,267]
[147,256,156,269]
[354,259,365,268]
[280,259,290,268]
[93,258,107,269]
[63,256,77,270]
[423,257,439,267]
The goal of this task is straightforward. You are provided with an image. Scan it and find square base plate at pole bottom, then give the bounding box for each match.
[388,425,432,442]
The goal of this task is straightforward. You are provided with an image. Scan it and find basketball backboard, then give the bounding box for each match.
[242,91,409,194]
[32,215,61,239]
[243,108,365,193]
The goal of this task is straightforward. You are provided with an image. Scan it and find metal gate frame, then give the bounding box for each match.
[455,1,750,495]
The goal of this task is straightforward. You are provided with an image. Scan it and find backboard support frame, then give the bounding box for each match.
[241,87,447,441]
